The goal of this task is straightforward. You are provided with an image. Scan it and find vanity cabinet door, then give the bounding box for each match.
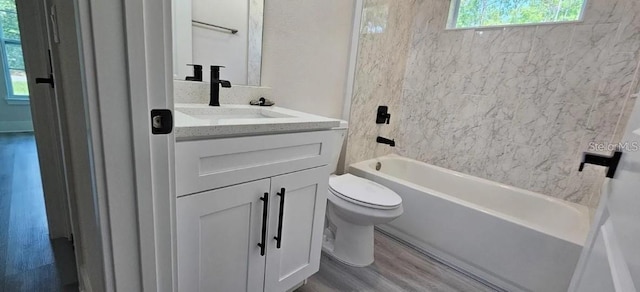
[264,166,329,292]
[177,179,270,292]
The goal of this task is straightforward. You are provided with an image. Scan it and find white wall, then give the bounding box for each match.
[0,100,32,132]
[0,65,33,132]
[261,0,355,119]
[0,42,33,133]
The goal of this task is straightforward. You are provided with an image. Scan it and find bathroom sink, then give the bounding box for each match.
[174,104,341,140]
[176,106,294,123]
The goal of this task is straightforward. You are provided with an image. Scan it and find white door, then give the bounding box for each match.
[16,0,71,240]
[569,96,640,291]
[265,166,329,292]
[177,179,270,292]
[23,0,177,289]
[38,0,93,279]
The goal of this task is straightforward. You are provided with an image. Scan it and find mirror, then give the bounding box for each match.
[172,0,264,86]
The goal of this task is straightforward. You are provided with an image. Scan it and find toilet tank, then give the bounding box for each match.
[328,120,348,174]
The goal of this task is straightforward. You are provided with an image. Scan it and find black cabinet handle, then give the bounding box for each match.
[258,192,268,256]
[273,188,286,249]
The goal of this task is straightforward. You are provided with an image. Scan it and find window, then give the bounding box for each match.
[448,0,587,29]
[0,0,28,100]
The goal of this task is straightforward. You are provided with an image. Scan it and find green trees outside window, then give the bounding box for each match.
[0,0,28,98]
[452,0,586,29]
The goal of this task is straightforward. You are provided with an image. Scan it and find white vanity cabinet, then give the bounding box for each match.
[175,131,332,292]
[177,179,270,292]
[265,167,328,292]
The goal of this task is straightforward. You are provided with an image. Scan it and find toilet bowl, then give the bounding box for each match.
[323,121,403,267]
[322,174,403,267]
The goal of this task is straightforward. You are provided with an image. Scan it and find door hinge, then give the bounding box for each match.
[151,109,173,135]
[50,5,60,43]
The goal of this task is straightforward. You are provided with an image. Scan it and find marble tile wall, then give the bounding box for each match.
[347,0,640,207]
[345,0,418,167]
[400,0,640,207]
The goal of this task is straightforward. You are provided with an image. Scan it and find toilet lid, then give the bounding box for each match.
[329,174,402,209]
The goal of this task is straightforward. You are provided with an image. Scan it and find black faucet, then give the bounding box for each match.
[579,150,623,178]
[377,136,395,147]
[210,65,232,106]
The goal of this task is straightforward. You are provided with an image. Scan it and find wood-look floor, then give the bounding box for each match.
[297,231,498,292]
[0,133,78,292]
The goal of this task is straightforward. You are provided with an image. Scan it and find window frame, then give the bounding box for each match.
[0,7,29,102]
[446,0,589,30]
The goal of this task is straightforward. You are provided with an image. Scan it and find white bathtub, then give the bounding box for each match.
[349,155,590,292]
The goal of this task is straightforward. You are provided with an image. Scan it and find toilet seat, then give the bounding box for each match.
[329,174,402,210]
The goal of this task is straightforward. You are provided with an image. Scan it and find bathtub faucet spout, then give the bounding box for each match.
[376,136,395,147]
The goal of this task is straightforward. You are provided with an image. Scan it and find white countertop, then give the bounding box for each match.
[174,103,342,140]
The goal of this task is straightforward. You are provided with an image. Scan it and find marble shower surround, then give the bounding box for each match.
[345,0,418,167]
[346,0,640,207]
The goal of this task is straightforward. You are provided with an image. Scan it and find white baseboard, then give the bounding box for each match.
[0,120,34,133]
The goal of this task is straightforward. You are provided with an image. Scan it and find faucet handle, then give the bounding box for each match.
[186,64,203,81]
[376,106,391,124]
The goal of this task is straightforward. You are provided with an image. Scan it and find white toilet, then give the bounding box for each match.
[324,122,403,267]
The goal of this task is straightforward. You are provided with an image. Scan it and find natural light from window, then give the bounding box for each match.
[0,0,28,99]
[448,0,587,29]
